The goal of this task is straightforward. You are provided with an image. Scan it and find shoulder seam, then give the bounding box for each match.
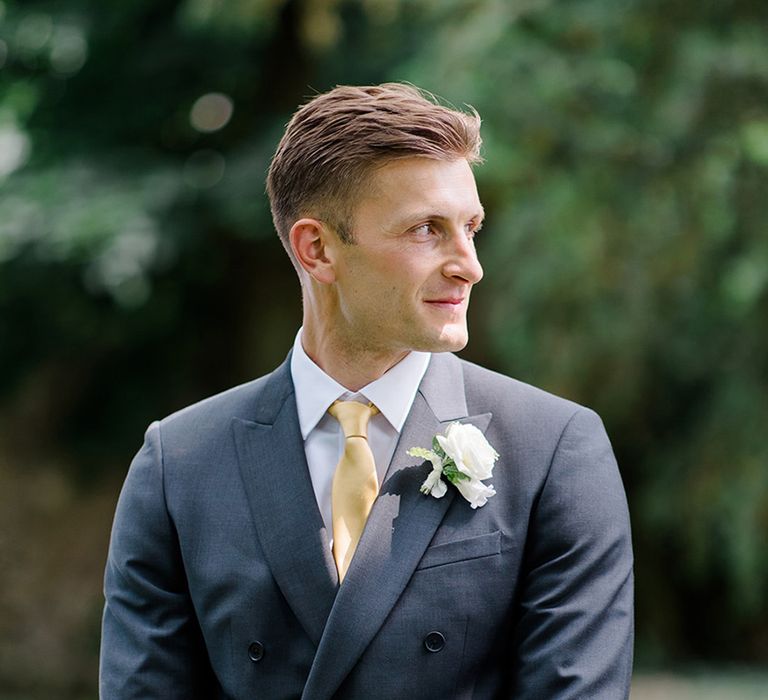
[536,405,584,507]
[155,420,174,526]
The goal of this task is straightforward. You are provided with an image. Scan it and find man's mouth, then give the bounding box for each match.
[424,297,466,309]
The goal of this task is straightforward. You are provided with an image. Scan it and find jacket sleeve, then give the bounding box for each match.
[99,422,216,699]
[509,407,634,699]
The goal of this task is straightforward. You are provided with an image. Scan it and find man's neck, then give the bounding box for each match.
[300,324,409,392]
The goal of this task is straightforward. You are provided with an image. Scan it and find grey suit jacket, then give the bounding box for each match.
[100,352,634,699]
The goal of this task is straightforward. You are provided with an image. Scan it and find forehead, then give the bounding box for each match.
[355,157,483,226]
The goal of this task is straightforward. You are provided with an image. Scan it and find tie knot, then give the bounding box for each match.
[328,400,379,439]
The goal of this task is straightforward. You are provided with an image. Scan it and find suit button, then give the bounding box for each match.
[424,631,445,653]
[248,641,265,662]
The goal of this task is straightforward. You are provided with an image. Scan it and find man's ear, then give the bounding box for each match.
[289,218,337,285]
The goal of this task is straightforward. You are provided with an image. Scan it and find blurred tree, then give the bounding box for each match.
[1,0,766,692]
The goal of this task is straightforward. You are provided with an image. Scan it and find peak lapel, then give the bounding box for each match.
[232,357,338,647]
[301,353,492,700]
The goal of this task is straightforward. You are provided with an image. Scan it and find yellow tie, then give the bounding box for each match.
[328,400,380,582]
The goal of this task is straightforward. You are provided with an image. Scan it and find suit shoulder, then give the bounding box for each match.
[454,357,616,492]
[156,366,284,443]
[456,356,591,426]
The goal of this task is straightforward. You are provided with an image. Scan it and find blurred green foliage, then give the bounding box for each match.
[1,0,766,678]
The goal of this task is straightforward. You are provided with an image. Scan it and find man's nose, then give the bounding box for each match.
[443,230,484,284]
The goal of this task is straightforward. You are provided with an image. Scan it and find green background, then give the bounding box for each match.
[1,0,766,696]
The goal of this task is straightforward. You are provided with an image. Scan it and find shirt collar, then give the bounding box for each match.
[290,328,431,439]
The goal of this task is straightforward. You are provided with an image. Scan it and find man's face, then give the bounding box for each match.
[329,156,484,358]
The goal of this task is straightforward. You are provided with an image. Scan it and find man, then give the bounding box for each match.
[100,83,633,699]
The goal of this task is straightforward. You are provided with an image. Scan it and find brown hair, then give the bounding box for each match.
[266,82,482,266]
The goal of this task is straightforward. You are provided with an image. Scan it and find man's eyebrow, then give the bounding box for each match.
[393,207,485,228]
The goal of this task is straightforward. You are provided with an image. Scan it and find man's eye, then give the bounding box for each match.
[466,221,483,238]
[413,223,435,237]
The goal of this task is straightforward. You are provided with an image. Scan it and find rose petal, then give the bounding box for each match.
[454,477,496,509]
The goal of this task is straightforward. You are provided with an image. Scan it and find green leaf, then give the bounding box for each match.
[442,462,471,484]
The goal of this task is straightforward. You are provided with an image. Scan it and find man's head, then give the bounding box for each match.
[266,83,482,263]
[267,83,485,372]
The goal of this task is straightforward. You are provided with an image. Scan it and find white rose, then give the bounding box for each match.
[454,477,496,509]
[436,422,499,480]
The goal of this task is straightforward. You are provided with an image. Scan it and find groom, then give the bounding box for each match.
[100,83,634,699]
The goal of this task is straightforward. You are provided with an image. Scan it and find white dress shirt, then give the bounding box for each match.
[289,329,431,535]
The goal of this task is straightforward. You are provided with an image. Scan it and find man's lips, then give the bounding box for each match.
[424,297,466,307]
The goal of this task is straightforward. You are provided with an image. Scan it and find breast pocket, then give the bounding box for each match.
[415,530,501,571]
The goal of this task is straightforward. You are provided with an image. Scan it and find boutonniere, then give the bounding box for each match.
[407,422,498,509]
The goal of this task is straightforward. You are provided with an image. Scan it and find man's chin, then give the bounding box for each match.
[419,326,469,353]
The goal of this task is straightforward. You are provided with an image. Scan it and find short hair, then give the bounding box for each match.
[266,82,482,267]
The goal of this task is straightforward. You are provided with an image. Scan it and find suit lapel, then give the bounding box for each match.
[232,356,338,647]
[302,353,492,700]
